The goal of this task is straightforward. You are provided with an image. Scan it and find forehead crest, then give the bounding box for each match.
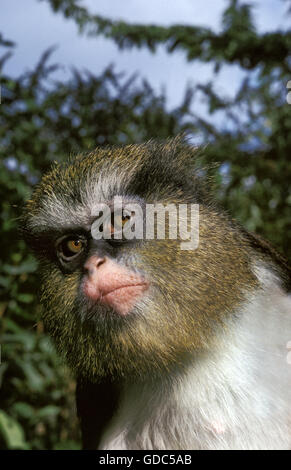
[23,137,205,234]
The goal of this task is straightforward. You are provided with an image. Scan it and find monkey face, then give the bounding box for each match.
[22,138,256,380]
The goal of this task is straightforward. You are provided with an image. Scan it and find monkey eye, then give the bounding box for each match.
[110,211,132,236]
[96,210,133,239]
[57,236,86,261]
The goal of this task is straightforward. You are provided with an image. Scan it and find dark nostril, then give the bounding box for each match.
[96,257,106,268]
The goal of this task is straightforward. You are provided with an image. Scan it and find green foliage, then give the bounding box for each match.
[42,0,291,71]
[1,0,290,450]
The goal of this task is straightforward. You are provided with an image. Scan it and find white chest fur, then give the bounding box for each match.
[100,264,291,450]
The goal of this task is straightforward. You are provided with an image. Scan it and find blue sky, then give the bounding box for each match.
[1,0,290,114]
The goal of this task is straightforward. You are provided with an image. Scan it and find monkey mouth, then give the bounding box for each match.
[99,283,149,315]
[83,279,149,316]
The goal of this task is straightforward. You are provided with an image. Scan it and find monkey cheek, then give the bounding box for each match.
[82,280,101,302]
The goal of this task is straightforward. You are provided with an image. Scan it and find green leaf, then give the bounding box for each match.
[11,402,35,420]
[0,410,30,449]
[36,405,60,420]
[18,362,45,392]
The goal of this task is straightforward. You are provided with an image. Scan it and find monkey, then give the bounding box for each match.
[21,137,291,450]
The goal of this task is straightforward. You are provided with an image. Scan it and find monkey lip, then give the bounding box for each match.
[100,283,148,313]
[83,281,149,316]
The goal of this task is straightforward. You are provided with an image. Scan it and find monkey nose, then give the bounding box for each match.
[84,255,106,276]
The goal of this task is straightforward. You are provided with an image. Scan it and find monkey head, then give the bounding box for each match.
[21,138,260,380]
